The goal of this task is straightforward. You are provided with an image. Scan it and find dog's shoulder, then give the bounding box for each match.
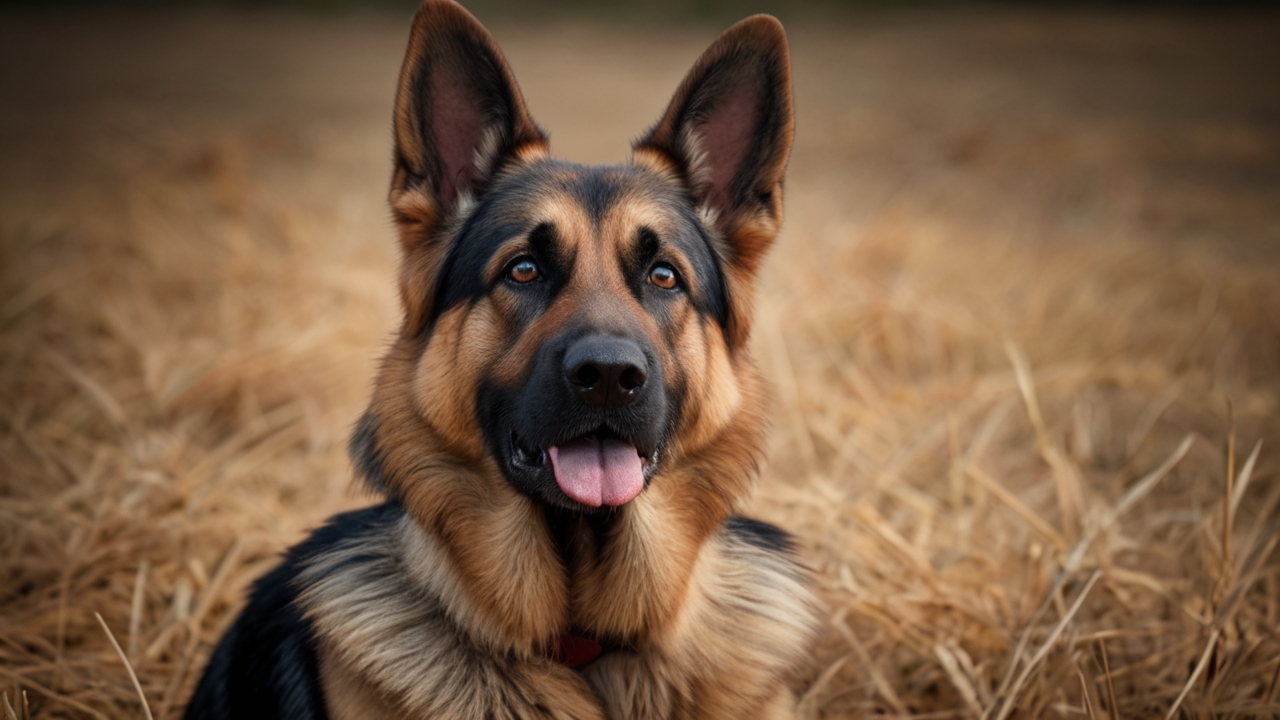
[717,514,814,614]
[184,503,401,720]
[711,514,817,636]
[679,515,819,715]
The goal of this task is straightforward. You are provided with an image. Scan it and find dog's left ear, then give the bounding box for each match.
[634,15,793,279]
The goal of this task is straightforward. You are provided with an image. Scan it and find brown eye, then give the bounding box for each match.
[649,263,678,290]
[509,258,539,283]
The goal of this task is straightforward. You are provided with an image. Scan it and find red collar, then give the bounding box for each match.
[553,633,603,668]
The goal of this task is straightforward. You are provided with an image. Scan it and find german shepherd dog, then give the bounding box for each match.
[186,1,818,717]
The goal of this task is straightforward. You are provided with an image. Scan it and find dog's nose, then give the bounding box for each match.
[564,336,648,408]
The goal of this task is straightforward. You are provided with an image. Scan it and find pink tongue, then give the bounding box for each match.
[547,437,644,507]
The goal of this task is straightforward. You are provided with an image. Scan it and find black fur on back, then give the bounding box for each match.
[724,515,795,554]
[183,503,402,720]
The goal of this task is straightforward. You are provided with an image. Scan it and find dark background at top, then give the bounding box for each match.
[3,0,1272,23]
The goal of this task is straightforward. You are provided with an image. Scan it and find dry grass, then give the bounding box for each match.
[2,8,1279,719]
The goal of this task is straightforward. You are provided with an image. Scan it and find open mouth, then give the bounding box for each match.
[510,429,655,508]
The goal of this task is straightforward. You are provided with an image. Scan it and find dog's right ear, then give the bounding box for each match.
[389,0,546,331]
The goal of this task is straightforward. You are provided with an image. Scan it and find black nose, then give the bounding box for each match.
[564,336,648,408]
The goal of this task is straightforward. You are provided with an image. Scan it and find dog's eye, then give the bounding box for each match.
[648,263,678,290]
[508,258,540,283]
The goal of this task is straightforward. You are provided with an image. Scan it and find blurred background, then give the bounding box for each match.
[2,1,1278,718]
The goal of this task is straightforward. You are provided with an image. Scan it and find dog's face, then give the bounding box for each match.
[362,0,792,520]
[447,161,732,510]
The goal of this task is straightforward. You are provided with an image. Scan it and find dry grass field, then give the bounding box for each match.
[2,6,1279,718]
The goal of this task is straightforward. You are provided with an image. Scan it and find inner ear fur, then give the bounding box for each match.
[389,0,547,334]
[634,14,793,349]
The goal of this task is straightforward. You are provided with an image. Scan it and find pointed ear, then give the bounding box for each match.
[389,0,546,334]
[390,0,546,235]
[633,15,793,276]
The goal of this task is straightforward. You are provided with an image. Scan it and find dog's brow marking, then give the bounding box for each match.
[606,184,719,311]
[602,189,671,243]
[539,191,593,262]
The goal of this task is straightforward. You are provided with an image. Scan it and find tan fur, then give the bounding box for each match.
[300,511,817,719]
[583,525,818,719]
[300,516,603,719]
[309,3,819,717]
[317,640,404,720]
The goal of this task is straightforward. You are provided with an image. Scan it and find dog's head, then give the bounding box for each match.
[360,0,792,521]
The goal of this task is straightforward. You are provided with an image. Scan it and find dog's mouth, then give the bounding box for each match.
[510,429,657,508]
